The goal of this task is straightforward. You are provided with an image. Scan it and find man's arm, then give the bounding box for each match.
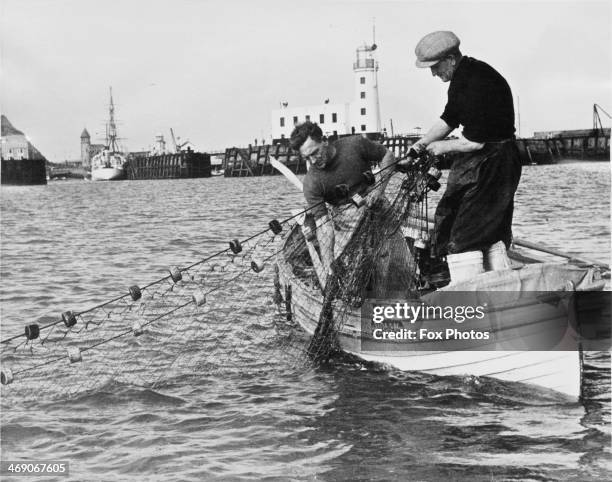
[406,118,484,157]
[417,118,454,147]
[427,136,484,155]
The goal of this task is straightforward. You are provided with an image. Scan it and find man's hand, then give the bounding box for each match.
[396,158,413,173]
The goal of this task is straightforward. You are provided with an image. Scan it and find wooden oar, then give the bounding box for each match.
[270,157,303,192]
[270,158,329,287]
[291,209,327,288]
[512,237,610,271]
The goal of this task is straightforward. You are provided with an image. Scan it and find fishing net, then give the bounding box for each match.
[0,154,441,403]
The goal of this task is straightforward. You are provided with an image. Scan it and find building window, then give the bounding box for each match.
[360,77,365,84]
[361,125,366,131]
[332,113,337,123]
[361,108,366,115]
[293,116,298,125]
[319,114,324,124]
[360,91,366,99]
[305,115,310,122]
[280,117,285,127]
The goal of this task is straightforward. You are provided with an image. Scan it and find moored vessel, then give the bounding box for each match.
[91,88,127,181]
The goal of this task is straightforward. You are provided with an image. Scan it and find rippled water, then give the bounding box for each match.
[1,161,610,481]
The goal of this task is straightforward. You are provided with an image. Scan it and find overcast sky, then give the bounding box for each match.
[1,0,610,162]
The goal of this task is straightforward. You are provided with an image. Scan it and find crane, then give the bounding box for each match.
[593,104,611,136]
[169,128,191,153]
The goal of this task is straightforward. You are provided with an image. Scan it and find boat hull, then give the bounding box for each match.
[91,167,126,181]
[276,228,603,399]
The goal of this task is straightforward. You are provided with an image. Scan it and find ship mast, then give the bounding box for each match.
[106,87,119,152]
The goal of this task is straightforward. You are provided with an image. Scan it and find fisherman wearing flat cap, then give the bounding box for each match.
[400,31,522,284]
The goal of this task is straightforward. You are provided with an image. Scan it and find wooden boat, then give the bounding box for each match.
[275,223,607,399]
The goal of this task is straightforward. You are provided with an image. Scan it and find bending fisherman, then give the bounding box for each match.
[289,121,396,284]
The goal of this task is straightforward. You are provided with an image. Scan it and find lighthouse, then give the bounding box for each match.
[350,42,381,134]
[270,40,383,141]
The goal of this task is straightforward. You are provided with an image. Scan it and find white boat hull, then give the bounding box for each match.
[91,167,125,181]
[276,228,603,399]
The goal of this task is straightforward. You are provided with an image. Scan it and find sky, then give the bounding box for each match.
[1,0,610,162]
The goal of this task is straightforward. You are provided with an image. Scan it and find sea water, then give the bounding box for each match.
[0,161,610,481]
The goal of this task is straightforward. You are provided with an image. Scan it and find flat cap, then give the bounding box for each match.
[415,31,460,68]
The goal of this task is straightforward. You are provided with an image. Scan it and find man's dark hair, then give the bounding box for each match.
[289,121,323,151]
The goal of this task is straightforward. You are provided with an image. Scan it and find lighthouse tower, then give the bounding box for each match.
[350,42,381,134]
[80,128,91,167]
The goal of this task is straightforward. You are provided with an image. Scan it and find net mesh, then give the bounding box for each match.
[1,156,439,403]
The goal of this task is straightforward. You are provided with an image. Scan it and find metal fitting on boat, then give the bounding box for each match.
[362,171,375,185]
[192,291,206,306]
[351,193,366,208]
[68,347,82,363]
[229,239,242,254]
[1,368,14,385]
[269,219,283,235]
[129,285,142,301]
[169,266,182,283]
[133,320,144,337]
[62,311,77,328]
[25,323,40,340]
[251,259,265,273]
[334,184,349,199]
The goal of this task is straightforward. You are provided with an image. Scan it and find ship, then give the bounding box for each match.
[91,88,127,181]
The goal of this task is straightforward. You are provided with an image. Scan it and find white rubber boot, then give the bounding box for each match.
[484,240,511,271]
[446,250,485,284]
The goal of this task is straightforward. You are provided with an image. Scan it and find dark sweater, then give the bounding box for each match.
[441,56,515,143]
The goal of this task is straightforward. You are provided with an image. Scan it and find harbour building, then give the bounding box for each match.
[80,128,105,168]
[271,42,382,141]
[1,115,47,184]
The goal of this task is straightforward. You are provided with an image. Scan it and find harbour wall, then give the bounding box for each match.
[126,150,211,180]
[1,159,47,185]
[516,128,610,164]
[222,136,456,177]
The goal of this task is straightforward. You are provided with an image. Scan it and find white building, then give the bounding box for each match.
[271,43,382,140]
[1,115,46,161]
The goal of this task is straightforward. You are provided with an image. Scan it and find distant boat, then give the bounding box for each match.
[91,87,127,181]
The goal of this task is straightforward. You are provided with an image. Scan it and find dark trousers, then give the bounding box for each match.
[433,141,522,256]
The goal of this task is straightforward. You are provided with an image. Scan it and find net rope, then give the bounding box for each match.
[1,155,439,403]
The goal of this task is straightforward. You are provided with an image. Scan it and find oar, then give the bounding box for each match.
[269,157,328,286]
[512,237,610,272]
[270,157,303,191]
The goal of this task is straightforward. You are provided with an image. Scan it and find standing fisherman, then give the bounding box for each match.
[400,31,522,283]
